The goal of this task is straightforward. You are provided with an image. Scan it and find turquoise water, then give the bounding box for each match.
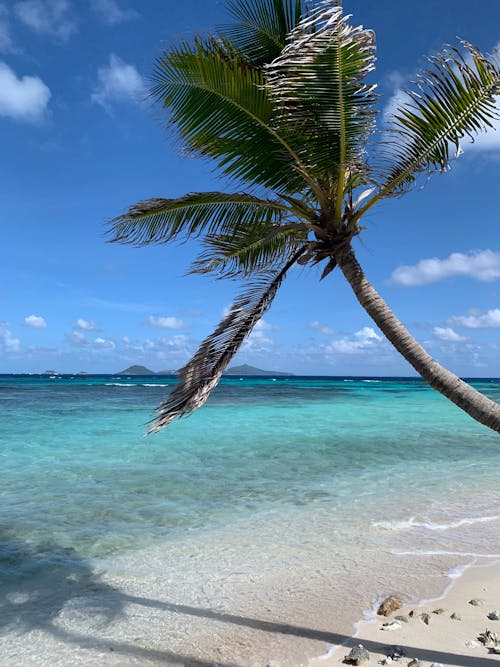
[1,375,500,622]
[2,374,499,553]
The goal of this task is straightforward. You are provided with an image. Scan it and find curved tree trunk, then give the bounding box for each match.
[335,244,500,433]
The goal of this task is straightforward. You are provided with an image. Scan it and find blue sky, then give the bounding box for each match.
[1,0,499,375]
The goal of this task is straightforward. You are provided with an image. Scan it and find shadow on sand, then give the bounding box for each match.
[0,535,497,667]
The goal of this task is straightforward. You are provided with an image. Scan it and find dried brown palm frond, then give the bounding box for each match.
[148,245,307,432]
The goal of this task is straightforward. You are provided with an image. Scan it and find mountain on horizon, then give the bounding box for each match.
[223,364,292,376]
[117,363,292,376]
[117,365,156,375]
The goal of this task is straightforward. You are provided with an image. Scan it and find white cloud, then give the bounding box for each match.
[0,61,51,122]
[67,330,115,350]
[91,53,144,110]
[147,315,186,330]
[13,0,76,41]
[74,318,99,331]
[93,336,115,350]
[243,331,273,351]
[383,71,411,123]
[309,320,334,335]
[0,323,21,353]
[67,330,88,346]
[253,318,277,332]
[463,119,500,152]
[391,250,500,287]
[91,0,139,25]
[24,314,47,329]
[450,308,500,329]
[433,326,467,342]
[243,319,276,352]
[326,326,382,355]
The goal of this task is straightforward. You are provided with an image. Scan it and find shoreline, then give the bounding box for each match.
[315,559,500,667]
[2,512,500,666]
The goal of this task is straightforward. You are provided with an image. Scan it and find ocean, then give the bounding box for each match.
[1,374,499,665]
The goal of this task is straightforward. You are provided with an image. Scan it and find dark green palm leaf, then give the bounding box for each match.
[148,246,306,433]
[191,221,309,277]
[151,39,311,193]
[220,0,303,67]
[265,2,377,217]
[105,192,290,246]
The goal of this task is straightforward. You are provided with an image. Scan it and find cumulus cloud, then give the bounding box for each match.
[91,0,139,25]
[433,326,467,342]
[309,320,334,335]
[67,330,115,350]
[391,250,500,287]
[91,53,144,110]
[93,336,115,350]
[144,334,190,355]
[13,0,76,41]
[0,61,51,122]
[67,330,87,345]
[147,315,186,330]
[0,323,21,353]
[326,326,382,355]
[243,319,276,352]
[121,333,192,365]
[382,71,412,123]
[450,308,500,329]
[24,314,47,329]
[254,319,277,332]
[74,318,99,331]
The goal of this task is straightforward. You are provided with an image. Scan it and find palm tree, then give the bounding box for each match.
[107,0,500,433]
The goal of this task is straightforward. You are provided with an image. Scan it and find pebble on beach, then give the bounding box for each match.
[450,612,462,620]
[377,595,402,616]
[380,620,402,631]
[487,610,500,620]
[344,644,370,665]
[386,645,406,660]
[478,629,499,647]
[468,598,484,606]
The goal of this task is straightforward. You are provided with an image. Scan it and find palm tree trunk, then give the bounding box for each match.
[335,243,500,433]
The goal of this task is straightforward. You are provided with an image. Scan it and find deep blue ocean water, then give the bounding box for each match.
[1,374,499,604]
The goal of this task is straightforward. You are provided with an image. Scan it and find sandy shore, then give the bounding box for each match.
[320,561,500,667]
[2,541,500,667]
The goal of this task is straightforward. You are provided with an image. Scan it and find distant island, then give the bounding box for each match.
[118,365,156,375]
[117,363,292,376]
[223,364,292,376]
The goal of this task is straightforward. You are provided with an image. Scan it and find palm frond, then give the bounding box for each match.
[190,221,309,277]
[220,0,303,67]
[151,39,311,193]
[105,192,291,246]
[149,246,306,433]
[377,41,500,197]
[265,1,377,211]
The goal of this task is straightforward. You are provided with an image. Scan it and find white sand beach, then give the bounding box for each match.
[328,561,500,667]
[2,505,500,667]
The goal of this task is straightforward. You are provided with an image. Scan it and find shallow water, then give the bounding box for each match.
[1,374,499,664]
